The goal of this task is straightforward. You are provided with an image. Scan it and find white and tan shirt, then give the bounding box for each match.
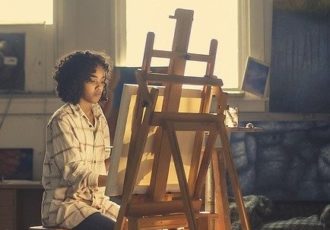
[41,103,119,229]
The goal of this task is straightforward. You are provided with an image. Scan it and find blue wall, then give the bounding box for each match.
[270,9,330,113]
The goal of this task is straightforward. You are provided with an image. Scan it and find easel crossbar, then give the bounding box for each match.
[151,112,224,131]
[152,50,215,63]
[133,213,219,230]
[145,73,223,86]
[127,200,202,217]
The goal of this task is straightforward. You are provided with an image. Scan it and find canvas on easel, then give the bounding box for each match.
[106,84,204,196]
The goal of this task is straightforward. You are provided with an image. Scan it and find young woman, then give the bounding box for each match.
[41,50,119,229]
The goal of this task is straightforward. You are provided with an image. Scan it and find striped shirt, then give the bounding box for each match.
[41,103,119,229]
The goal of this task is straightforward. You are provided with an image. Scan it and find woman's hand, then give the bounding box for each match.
[98,174,108,187]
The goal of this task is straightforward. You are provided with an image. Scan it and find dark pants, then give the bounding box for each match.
[73,212,115,230]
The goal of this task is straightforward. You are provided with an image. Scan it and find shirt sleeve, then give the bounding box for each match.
[50,116,99,189]
[102,114,112,159]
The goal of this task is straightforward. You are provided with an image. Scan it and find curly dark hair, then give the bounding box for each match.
[53,50,112,104]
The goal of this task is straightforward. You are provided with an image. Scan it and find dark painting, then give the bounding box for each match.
[0,148,33,180]
[0,33,25,91]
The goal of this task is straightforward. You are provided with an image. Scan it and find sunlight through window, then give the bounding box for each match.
[126,0,238,88]
[0,0,53,24]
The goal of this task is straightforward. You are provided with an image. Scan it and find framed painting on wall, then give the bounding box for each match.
[241,56,269,98]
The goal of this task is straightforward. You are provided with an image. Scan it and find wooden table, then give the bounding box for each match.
[0,180,43,230]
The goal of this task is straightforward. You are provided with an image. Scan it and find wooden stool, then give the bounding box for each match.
[29,226,66,230]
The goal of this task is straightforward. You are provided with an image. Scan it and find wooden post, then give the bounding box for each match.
[149,9,194,201]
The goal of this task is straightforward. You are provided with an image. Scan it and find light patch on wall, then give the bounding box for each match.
[0,0,53,24]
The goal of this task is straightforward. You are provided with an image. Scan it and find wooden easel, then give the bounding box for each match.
[115,9,250,230]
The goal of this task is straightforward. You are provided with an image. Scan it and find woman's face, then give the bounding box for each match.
[80,65,106,104]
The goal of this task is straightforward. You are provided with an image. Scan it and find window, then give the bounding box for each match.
[125,0,239,88]
[0,0,53,24]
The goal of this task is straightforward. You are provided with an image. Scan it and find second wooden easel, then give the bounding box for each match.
[115,9,250,230]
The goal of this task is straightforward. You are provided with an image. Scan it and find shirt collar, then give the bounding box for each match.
[69,103,103,118]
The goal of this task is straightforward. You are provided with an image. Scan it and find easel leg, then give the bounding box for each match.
[193,130,218,198]
[164,122,197,230]
[219,127,251,230]
[115,90,159,230]
[127,217,138,230]
[115,128,148,230]
[196,215,212,230]
[212,149,231,230]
